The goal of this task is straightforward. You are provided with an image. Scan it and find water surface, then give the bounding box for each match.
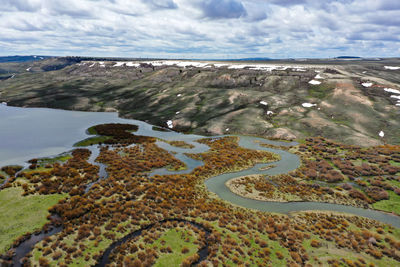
[1,105,399,228]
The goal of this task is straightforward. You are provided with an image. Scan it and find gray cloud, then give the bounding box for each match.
[268,0,307,6]
[377,0,400,10]
[0,0,42,12]
[142,0,178,9]
[196,0,247,19]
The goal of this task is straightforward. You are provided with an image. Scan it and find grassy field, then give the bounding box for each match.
[74,136,111,147]
[373,191,400,215]
[0,187,66,253]
[152,228,199,266]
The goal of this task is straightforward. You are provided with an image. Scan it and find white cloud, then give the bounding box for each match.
[0,0,399,58]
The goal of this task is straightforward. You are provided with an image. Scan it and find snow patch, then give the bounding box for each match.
[384,88,400,94]
[113,62,125,67]
[126,62,140,67]
[1,102,7,106]
[116,61,317,72]
[266,111,274,115]
[384,66,400,70]
[309,80,321,85]
[390,95,400,100]
[362,82,373,87]
[379,131,384,138]
[175,111,180,114]
[260,101,268,106]
[315,74,323,79]
[26,67,31,71]
[225,128,229,132]
[302,103,317,108]
[89,63,96,68]
[167,120,173,129]
[177,94,182,97]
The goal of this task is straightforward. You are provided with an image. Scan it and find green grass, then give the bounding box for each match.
[73,136,111,147]
[303,234,399,267]
[21,166,53,174]
[373,191,400,215]
[0,187,66,253]
[153,228,198,267]
[37,154,72,164]
[389,160,400,167]
[308,83,334,99]
[387,179,400,188]
[0,171,8,183]
[32,220,134,266]
[87,126,98,135]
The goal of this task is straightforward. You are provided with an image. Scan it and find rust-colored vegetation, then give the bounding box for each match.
[2,131,399,266]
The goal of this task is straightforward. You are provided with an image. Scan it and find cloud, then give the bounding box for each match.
[377,0,400,10]
[0,0,42,12]
[196,0,247,19]
[0,0,399,58]
[268,0,307,6]
[142,0,178,9]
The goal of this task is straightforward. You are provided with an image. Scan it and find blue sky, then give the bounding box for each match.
[0,0,399,59]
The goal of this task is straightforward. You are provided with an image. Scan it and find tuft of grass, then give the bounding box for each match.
[308,83,335,99]
[87,126,98,135]
[73,136,111,147]
[0,187,66,254]
[21,166,53,174]
[152,228,198,267]
[372,191,400,215]
[37,154,72,164]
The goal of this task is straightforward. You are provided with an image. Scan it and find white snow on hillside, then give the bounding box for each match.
[362,82,373,87]
[384,66,400,70]
[302,103,317,108]
[126,62,140,67]
[384,88,400,94]
[167,120,173,129]
[309,80,321,85]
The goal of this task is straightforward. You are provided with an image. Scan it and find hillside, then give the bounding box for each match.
[0,58,399,145]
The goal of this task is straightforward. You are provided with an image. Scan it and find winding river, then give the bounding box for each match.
[0,105,399,227]
[94,219,210,267]
[3,105,400,265]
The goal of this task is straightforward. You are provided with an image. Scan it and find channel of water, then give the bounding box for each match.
[2,105,399,265]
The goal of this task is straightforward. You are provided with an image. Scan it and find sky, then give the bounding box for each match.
[0,0,399,59]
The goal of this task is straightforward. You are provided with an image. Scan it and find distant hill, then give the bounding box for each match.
[0,55,52,63]
[217,57,274,61]
[335,56,362,59]
[235,57,273,61]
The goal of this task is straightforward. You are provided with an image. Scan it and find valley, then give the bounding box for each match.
[0,59,400,266]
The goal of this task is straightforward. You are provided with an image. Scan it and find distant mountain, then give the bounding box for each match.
[0,55,52,63]
[220,57,274,61]
[335,56,362,59]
